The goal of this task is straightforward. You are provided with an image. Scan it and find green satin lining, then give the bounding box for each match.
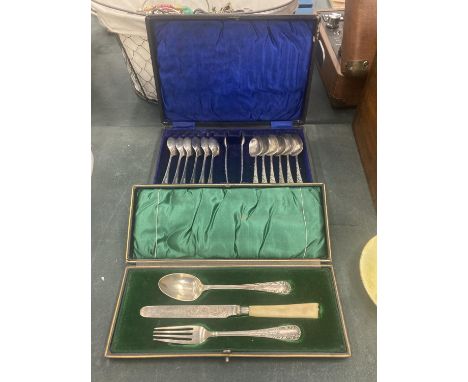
[132,186,327,259]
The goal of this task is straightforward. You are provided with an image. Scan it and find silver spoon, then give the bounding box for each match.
[290,136,304,183]
[158,273,292,302]
[266,135,279,184]
[190,137,202,184]
[198,137,211,183]
[172,138,185,184]
[249,137,262,184]
[208,138,220,184]
[179,137,193,184]
[258,137,269,184]
[283,135,295,183]
[275,136,286,184]
[162,137,177,184]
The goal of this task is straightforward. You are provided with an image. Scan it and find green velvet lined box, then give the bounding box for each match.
[105,184,351,359]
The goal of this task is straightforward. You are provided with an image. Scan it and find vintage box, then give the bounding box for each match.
[105,15,350,360]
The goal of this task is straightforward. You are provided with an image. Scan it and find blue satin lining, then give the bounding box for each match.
[150,19,315,122]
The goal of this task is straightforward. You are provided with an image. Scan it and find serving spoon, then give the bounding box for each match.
[158,273,292,302]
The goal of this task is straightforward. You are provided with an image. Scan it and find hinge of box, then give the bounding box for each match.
[172,121,196,129]
[271,121,293,129]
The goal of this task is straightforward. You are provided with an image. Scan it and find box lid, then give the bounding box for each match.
[146,15,317,126]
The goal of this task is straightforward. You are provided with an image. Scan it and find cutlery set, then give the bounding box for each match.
[140,272,319,345]
[162,134,305,184]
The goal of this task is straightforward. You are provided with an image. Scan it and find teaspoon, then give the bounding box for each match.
[266,135,279,184]
[258,136,269,184]
[172,138,185,184]
[290,136,304,183]
[158,273,292,302]
[198,137,211,183]
[249,137,262,184]
[180,137,193,184]
[190,137,202,184]
[208,138,220,184]
[283,135,295,183]
[162,137,177,184]
[275,136,287,184]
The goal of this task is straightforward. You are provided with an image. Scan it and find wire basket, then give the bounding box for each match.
[92,0,299,103]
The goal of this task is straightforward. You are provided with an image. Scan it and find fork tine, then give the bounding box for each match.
[153,337,192,344]
[153,330,192,335]
[153,333,192,339]
[153,326,194,330]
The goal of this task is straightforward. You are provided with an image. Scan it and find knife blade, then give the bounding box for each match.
[140,303,319,319]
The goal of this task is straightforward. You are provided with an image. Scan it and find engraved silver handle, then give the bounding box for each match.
[278,155,285,184]
[261,156,267,184]
[286,155,294,183]
[199,154,208,183]
[190,155,198,184]
[162,155,174,184]
[208,155,215,184]
[172,155,183,184]
[212,325,301,341]
[205,281,291,295]
[180,156,189,184]
[269,156,276,183]
[295,156,303,183]
[253,157,258,184]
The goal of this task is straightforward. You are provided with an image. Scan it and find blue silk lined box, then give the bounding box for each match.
[145,15,318,184]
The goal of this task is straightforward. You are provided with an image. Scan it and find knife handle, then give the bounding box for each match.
[249,303,319,319]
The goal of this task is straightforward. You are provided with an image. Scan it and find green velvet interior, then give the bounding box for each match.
[109,267,347,355]
[131,186,328,259]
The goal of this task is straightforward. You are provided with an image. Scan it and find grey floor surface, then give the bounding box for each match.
[92,14,376,382]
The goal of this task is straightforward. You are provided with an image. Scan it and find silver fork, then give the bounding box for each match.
[153,324,301,345]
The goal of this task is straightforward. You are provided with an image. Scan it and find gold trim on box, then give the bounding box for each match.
[125,183,333,264]
[104,263,351,359]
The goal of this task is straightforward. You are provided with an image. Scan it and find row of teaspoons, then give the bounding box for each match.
[163,137,220,184]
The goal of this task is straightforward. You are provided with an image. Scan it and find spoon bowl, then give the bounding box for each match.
[159,273,205,301]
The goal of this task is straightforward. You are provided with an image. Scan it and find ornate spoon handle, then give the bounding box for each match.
[261,156,268,184]
[172,155,183,184]
[205,281,291,295]
[286,155,294,183]
[208,155,215,184]
[190,156,198,184]
[199,155,207,183]
[162,155,173,184]
[212,325,301,341]
[253,157,259,183]
[278,155,285,184]
[295,155,303,183]
[269,156,276,183]
[180,156,189,184]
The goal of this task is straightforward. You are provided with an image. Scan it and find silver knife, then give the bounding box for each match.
[140,303,319,319]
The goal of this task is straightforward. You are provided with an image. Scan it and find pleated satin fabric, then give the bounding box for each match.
[150,19,315,122]
[132,187,327,259]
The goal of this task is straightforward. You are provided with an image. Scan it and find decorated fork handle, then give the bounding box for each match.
[212,325,301,341]
[204,281,291,295]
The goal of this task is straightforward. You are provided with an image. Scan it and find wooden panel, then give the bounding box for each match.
[352,55,377,207]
